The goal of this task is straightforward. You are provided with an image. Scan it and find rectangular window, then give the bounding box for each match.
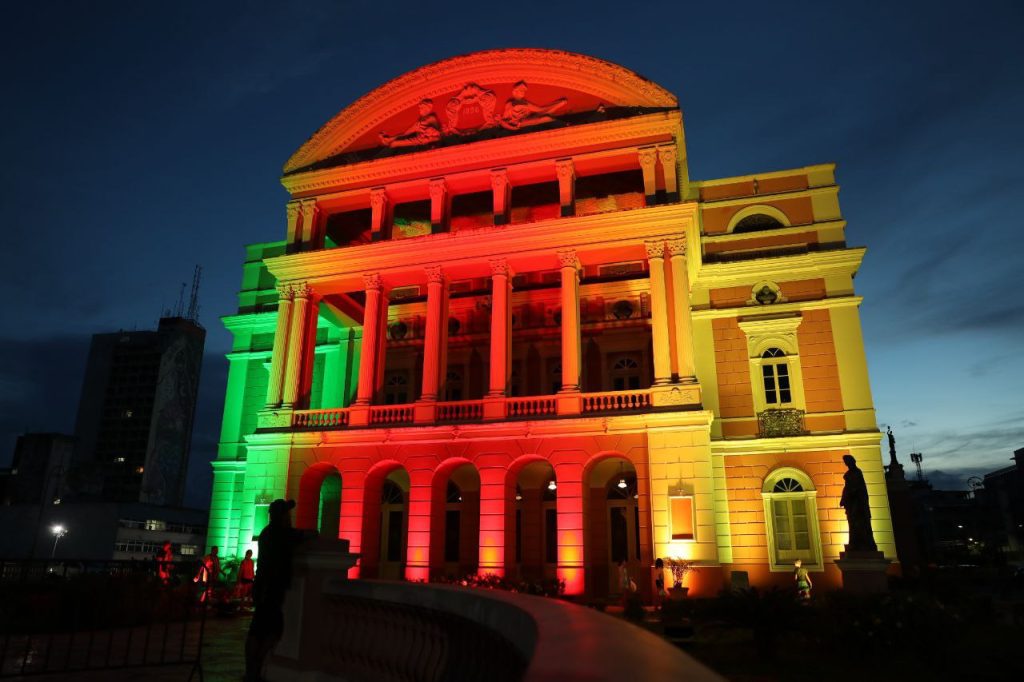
[777,364,792,403]
[670,496,695,540]
[762,365,777,404]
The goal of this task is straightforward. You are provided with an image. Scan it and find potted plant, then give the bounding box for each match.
[664,557,696,599]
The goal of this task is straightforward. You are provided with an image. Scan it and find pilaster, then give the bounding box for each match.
[645,240,672,386]
[638,147,658,203]
[491,168,511,226]
[369,188,391,241]
[555,158,575,217]
[657,145,678,201]
[265,285,294,407]
[667,238,695,379]
[557,249,582,415]
[428,178,449,233]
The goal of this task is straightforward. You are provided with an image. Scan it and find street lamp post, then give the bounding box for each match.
[50,524,68,559]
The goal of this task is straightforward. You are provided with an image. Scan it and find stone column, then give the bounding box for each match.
[555,158,575,217]
[282,283,313,407]
[491,168,511,225]
[417,266,447,422]
[667,238,695,379]
[265,285,294,407]
[487,258,512,397]
[657,146,678,201]
[428,178,449,234]
[645,241,672,386]
[300,199,321,250]
[558,249,582,393]
[639,147,658,204]
[370,188,390,241]
[354,274,385,406]
[285,202,302,251]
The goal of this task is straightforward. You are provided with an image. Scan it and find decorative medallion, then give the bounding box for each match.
[444,83,497,135]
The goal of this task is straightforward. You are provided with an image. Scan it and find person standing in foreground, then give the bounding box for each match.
[237,549,256,603]
[794,559,812,602]
[244,499,303,682]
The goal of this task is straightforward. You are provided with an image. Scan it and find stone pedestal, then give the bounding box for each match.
[836,547,891,594]
[269,537,360,680]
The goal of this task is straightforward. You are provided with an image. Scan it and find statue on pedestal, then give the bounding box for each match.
[840,454,877,552]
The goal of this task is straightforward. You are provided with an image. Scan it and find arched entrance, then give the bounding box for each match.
[507,460,557,583]
[430,462,480,578]
[584,457,647,598]
[360,463,409,580]
[297,463,342,538]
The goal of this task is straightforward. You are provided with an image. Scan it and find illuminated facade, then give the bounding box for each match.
[207,49,894,597]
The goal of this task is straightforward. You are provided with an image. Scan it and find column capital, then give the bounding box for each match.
[656,145,677,165]
[490,168,510,191]
[369,187,388,210]
[276,283,295,300]
[638,146,658,169]
[555,158,575,181]
[291,282,315,300]
[666,237,687,257]
[488,257,512,278]
[428,177,447,200]
[557,249,580,270]
[644,240,666,260]
[362,272,384,291]
[286,201,302,220]
[425,265,446,284]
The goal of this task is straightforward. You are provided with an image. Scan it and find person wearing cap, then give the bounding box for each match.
[244,498,303,682]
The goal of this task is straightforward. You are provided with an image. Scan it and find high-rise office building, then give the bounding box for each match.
[73,316,205,505]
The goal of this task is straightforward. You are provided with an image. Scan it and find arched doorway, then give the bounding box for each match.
[585,457,645,598]
[430,463,480,578]
[507,460,557,583]
[379,469,409,580]
[297,463,342,538]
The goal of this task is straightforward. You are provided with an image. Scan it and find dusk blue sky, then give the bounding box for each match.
[2,1,1021,506]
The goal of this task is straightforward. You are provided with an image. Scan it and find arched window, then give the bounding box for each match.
[384,372,409,405]
[733,214,784,234]
[762,469,822,571]
[610,355,641,391]
[760,348,792,406]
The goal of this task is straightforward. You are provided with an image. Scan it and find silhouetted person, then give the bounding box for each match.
[195,545,223,602]
[840,454,877,551]
[794,558,812,602]
[245,499,302,682]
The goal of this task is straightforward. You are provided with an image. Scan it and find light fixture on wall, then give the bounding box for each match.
[515,491,522,501]
[547,480,557,491]
[617,461,628,489]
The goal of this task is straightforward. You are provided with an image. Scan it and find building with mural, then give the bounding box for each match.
[207,49,894,597]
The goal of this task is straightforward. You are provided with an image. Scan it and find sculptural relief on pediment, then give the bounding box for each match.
[444,83,498,135]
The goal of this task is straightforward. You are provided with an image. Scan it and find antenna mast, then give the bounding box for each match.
[187,265,202,323]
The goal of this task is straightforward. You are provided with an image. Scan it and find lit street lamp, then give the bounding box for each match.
[50,524,68,559]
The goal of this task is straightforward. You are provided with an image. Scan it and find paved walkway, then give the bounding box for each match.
[3,615,249,682]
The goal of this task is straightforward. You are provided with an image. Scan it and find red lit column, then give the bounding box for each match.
[405,470,433,582]
[355,274,385,405]
[429,178,449,233]
[478,467,506,576]
[645,241,673,385]
[491,169,511,225]
[420,266,448,401]
[554,462,585,596]
[265,285,294,407]
[555,158,575,217]
[282,283,314,407]
[338,469,366,579]
[488,258,512,397]
[558,249,581,393]
[667,237,695,378]
[638,147,658,203]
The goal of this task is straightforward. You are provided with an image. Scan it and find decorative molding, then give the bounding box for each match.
[665,238,687,257]
[555,158,575,181]
[656,145,676,165]
[283,49,678,174]
[490,168,510,192]
[425,265,445,284]
[758,409,807,438]
[362,273,384,291]
[738,314,803,359]
[488,258,511,278]
[291,282,314,300]
[557,249,579,270]
[428,178,447,200]
[445,83,497,135]
[276,284,295,300]
[638,147,658,169]
[285,202,301,221]
[369,187,388,211]
[644,240,665,259]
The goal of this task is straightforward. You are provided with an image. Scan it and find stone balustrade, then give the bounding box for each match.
[268,539,723,682]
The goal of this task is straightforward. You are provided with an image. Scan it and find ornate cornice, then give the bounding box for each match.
[280,112,679,196]
[283,49,677,174]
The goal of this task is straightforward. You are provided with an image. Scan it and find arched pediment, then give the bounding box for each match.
[284,49,677,174]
